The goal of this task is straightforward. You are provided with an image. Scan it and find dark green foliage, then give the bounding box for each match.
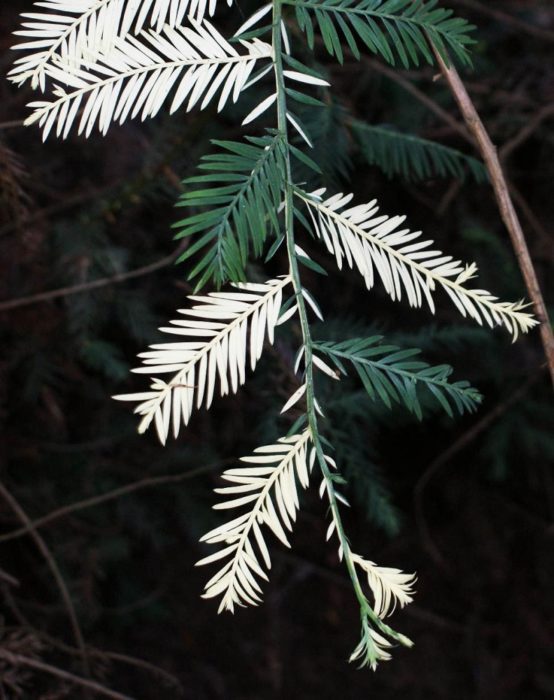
[315,336,482,418]
[293,97,352,187]
[480,395,554,481]
[80,339,129,382]
[324,393,402,535]
[352,121,487,182]
[287,0,475,67]
[292,96,486,185]
[174,133,286,287]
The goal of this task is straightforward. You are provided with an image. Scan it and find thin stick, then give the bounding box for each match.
[452,0,554,43]
[0,243,187,313]
[0,650,133,700]
[414,367,545,568]
[0,120,24,130]
[364,58,473,144]
[0,480,90,679]
[432,48,554,388]
[500,103,554,161]
[0,462,227,543]
[1,588,183,693]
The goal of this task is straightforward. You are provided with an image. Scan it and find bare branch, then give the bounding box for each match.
[365,58,474,144]
[0,480,90,679]
[0,461,227,543]
[500,103,554,161]
[452,0,554,43]
[0,649,133,700]
[414,366,546,568]
[0,243,187,313]
[432,48,554,388]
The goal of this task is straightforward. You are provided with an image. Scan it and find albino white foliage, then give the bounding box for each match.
[349,625,394,670]
[280,383,307,414]
[197,430,313,612]
[234,3,272,37]
[9,0,233,90]
[242,92,277,125]
[113,277,291,444]
[351,554,416,618]
[300,189,538,340]
[23,19,271,140]
[8,0,537,672]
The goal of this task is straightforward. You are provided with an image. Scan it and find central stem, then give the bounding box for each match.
[271,0,370,621]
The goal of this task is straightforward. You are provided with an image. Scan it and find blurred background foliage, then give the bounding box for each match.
[0,1,553,698]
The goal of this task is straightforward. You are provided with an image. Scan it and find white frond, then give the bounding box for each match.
[197,430,313,612]
[286,112,313,147]
[242,93,277,126]
[23,19,271,139]
[280,384,307,414]
[349,623,393,671]
[113,276,291,444]
[234,4,272,37]
[351,554,416,619]
[299,189,538,340]
[283,70,329,87]
[312,354,340,379]
[9,0,233,90]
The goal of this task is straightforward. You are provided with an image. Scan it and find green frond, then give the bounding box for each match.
[286,0,475,68]
[314,336,482,418]
[293,98,352,187]
[352,121,487,182]
[326,422,402,535]
[173,133,286,288]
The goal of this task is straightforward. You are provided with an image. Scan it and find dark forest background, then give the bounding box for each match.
[0,1,553,698]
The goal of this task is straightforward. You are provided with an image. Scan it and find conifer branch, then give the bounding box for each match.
[114,276,291,443]
[298,188,537,340]
[8,0,541,673]
[9,0,234,90]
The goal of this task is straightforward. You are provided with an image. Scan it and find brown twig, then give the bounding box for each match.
[0,461,228,543]
[1,588,183,694]
[432,48,554,388]
[0,649,134,700]
[0,120,24,131]
[0,182,123,238]
[364,58,473,144]
[500,103,554,162]
[452,0,554,43]
[0,242,187,313]
[414,367,545,568]
[0,480,90,680]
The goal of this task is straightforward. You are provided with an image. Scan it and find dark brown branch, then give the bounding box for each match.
[364,58,473,144]
[0,120,24,131]
[414,367,545,568]
[0,650,133,700]
[1,588,183,694]
[0,182,123,238]
[452,0,554,43]
[500,103,554,161]
[0,243,187,313]
[0,461,228,543]
[433,48,554,388]
[0,480,90,679]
